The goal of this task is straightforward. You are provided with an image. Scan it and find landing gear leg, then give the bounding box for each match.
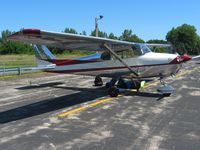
[106,77,142,97]
[94,76,103,86]
[157,77,174,97]
[105,78,119,97]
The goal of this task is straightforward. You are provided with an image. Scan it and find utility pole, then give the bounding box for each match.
[95,15,103,37]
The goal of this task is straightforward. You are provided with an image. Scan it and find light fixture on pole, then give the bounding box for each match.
[95,15,103,37]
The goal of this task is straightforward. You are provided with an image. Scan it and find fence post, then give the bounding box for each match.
[18,67,21,76]
[3,63,5,76]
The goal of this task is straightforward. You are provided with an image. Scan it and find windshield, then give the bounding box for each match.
[140,44,152,54]
[140,45,151,54]
[132,44,151,55]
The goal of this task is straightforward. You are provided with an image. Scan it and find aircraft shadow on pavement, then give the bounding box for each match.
[16,82,64,90]
[0,85,163,124]
[0,86,107,124]
[124,91,165,101]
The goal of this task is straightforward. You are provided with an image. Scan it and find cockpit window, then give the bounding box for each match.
[140,45,151,54]
[105,44,151,60]
[115,47,142,59]
[113,44,143,59]
[132,44,143,56]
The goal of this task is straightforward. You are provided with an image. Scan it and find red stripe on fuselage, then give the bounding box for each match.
[46,59,99,66]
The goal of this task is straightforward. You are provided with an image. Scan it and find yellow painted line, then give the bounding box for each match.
[57,97,115,118]
[58,106,88,118]
[176,70,193,78]
[143,81,160,88]
[88,97,115,107]
[57,68,196,118]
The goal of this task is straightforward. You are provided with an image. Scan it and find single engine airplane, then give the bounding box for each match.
[8,28,197,97]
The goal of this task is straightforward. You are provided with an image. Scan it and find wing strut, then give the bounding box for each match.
[103,43,139,77]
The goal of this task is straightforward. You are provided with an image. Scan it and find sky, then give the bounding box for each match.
[0,0,200,41]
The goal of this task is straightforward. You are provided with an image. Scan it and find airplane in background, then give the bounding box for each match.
[8,28,197,97]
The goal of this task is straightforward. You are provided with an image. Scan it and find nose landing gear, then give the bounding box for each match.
[157,77,174,97]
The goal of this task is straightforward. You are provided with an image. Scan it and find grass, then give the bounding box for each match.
[0,53,92,68]
[0,55,36,68]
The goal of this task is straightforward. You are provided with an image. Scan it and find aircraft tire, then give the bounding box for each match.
[94,76,103,86]
[163,93,171,97]
[108,86,119,97]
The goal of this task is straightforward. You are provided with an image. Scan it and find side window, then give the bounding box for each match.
[115,49,133,59]
[110,44,143,60]
[132,45,142,56]
[101,51,111,60]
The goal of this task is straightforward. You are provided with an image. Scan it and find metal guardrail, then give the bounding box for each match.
[0,64,55,76]
[0,66,39,76]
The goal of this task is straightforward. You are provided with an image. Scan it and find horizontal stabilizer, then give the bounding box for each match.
[22,64,56,71]
[192,55,200,61]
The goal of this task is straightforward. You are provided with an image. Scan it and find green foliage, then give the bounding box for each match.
[166,24,199,55]
[63,28,78,34]
[193,36,200,55]
[0,30,34,55]
[152,47,166,53]
[146,39,168,44]
[2,24,200,56]
[80,31,87,35]
[119,29,144,43]
[146,39,169,53]
[48,46,64,54]
[108,33,118,40]
[90,30,108,38]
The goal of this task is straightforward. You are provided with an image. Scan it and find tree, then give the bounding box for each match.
[146,39,169,53]
[63,28,78,34]
[80,30,87,35]
[119,29,132,41]
[90,30,108,38]
[194,36,200,55]
[108,33,118,40]
[166,24,199,55]
[119,29,144,43]
[146,39,168,44]
[0,30,33,54]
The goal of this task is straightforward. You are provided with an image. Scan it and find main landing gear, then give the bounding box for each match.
[157,77,174,97]
[106,78,141,97]
[94,76,142,97]
[94,76,174,97]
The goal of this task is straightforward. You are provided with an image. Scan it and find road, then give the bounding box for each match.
[0,62,199,150]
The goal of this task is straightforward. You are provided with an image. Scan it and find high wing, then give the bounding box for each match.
[8,28,140,76]
[8,29,134,52]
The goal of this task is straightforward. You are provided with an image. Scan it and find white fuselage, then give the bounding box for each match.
[47,52,182,78]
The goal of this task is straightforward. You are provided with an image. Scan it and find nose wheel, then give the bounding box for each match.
[157,77,174,97]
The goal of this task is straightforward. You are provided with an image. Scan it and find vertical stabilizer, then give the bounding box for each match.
[33,45,56,66]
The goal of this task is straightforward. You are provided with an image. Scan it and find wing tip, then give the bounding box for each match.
[22,28,41,34]
[8,28,41,40]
